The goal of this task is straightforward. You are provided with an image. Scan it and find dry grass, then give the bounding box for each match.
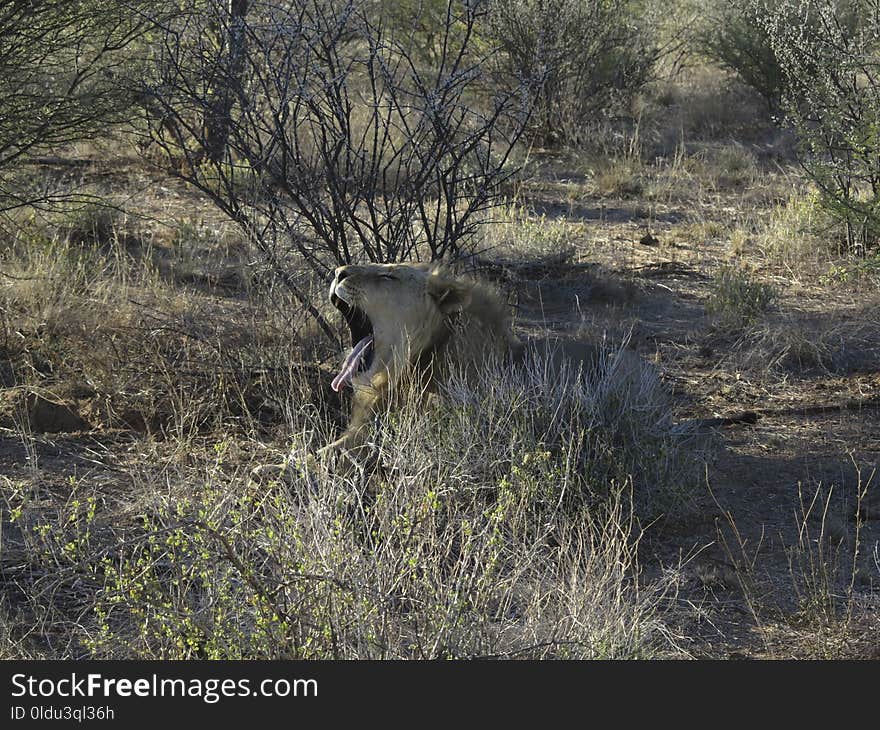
[2,58,880,661]
[713,474,880,659]
[0,349,689,659]
[756,189,843,275]
[0,197,693,659]
[733,311,880,376]
[706,264,779,329]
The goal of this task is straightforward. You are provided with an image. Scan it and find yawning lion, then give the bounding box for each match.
[251,262,648,484]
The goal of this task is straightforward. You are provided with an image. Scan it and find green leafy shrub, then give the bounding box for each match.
[697,0,789,112]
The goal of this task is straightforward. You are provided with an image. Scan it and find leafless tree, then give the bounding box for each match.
[203,0,252,165]
[139,0,530,289]
[0,0,156,213]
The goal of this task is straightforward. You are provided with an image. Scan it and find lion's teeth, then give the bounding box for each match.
[332,283,352,305]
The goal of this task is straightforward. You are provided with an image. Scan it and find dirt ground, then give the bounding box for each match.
[502,160,880,657]
[2,131,880,658]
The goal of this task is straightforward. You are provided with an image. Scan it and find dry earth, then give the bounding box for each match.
[2,122,880,658]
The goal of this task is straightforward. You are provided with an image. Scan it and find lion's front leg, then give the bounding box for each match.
[318,374,387,460]
[251,374,387,486]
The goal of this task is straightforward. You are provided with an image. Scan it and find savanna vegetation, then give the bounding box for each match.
[0,0,878,659]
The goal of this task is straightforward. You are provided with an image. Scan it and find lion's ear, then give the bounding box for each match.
[427,273,471,314]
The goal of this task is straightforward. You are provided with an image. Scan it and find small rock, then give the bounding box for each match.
[26,392,90,433]
[68,381,97,399]
[639,232,660,246]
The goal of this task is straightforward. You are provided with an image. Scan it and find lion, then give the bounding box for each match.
[251,262,654,485]
[320,262,521,453]
[252,264,635,481]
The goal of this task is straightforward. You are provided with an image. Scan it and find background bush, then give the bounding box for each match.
[484,0,661,147]
[764,0,880,252]
[696,0,789,112]
[0,0,157,213]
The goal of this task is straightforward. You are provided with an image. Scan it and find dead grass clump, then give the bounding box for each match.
[50,202,130,250]
[706,264,778,329]
[715,476,880,659]
[479,203,590,260]
[736,312,880,375]
[707,144,760,190]
[757,189,842,275]
[593,158,645,198]
[156,218,253,293]
[740,319,834,373]
[426,340,700,517]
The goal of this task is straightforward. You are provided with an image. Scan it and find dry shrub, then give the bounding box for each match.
[758,188,842,273]
[737,313,880,374]
[2,341,693,659]
[485,0,660,147]
[706,264,779,329]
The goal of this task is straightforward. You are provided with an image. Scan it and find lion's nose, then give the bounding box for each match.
[334,266,352,283]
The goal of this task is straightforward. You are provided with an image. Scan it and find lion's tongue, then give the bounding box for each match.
[331,335,374,392]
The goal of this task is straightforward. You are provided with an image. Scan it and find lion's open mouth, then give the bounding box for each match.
[330,292,374,392]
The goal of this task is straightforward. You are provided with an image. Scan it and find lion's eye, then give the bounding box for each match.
[379,274,397,281]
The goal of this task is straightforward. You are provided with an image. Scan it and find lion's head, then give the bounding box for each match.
[329,263,518,392]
